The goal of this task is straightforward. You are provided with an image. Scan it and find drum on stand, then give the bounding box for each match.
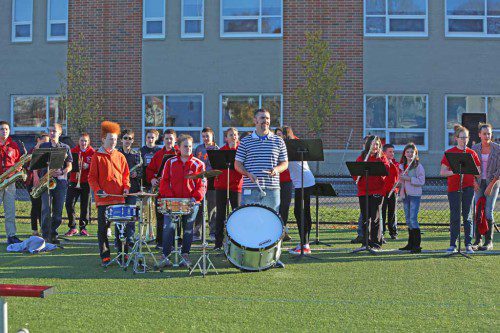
[224,204,284,271]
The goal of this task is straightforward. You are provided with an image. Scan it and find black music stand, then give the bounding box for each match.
[444,152,479,259]
[285,139,324,259]
[207,150,236,221]
[346,161,388,255]
[311,183,337,246]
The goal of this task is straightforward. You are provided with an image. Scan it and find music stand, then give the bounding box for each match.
[285,139,324,259]
[444,152,480,259]
[346,161,388,255]
[311,182,337,246]
[207,150,236,221]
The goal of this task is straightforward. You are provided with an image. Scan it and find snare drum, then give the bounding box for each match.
[105,204,138,222]
[224,204,284,271]
[157,198,193,215]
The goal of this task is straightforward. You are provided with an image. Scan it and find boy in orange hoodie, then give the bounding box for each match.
[88,121,130,266]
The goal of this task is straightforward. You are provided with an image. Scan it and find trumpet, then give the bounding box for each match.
[388,157,415,197]
[31,169,57,198]
[0,153,32,191]
[76,153,83,189]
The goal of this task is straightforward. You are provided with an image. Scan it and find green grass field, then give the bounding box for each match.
[1,218,499,332]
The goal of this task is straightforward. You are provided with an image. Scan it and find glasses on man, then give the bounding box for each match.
[122,136,134,140]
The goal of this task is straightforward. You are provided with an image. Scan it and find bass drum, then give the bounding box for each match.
[224,204,284,271]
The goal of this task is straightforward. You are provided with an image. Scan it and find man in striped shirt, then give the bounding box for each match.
[235,109,288,213]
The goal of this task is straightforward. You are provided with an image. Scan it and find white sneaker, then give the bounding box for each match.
[465,246,474,254]
[288,244,301,255]
[107,228,112,238]
[446,246,457,254]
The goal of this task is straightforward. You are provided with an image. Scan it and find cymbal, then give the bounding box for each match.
[126,191,158,197]
[185,169,222,179]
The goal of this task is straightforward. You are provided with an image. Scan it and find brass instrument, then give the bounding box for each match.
[31,169,57,198]
[76,153,83,189]
[0,154,32,191]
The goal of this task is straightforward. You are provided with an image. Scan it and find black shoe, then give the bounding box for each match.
[350,236,364,244]
[275,260,285,269]
[213,245,223,251]
[399,230,413,251]
[50,237,61,245]
[390,234,398,240]
[410,229,422,253]
[7,236,22,245]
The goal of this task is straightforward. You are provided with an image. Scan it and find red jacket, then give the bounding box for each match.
[146,146,178,182]
[384,159,399,195]
[0,137,21,174]
[354,153,390,196]
[280,169,292,183]
[158,154,206,203]
[441,146,481,192]
[69,146,95,184]
[213,144,243,192]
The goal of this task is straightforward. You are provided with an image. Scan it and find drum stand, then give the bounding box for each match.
[168,214,185,267]
[110,222,128,268]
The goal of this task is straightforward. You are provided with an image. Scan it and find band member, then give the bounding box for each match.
[471,123,499,251]
[146,128,178,247]
[354,135,390,249]
[193,127,219,242]
[157,135,206,268]
[0,121,22,245]
[382,144,399,240]
[25,132,49,236]
[398,143,425,253]
[275,127,293,242]
[351,135,370,244]
[440,124,481,254]
[88,121,130,266]
[213,127,242,250]
[140,129,160,188]
[64,133,95,237]
[38,123,73,244]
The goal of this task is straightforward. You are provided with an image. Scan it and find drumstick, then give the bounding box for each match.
[255,179,267,197]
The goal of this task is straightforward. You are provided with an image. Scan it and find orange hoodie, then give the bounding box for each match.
[88,147,130,206]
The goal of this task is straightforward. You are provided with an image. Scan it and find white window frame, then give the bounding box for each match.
[143,0,166,40]
[10,95,67,134]
[47,0,68,42]
[220,0,283,38]
[12,0,33,43]
[181,0,204,39]
[142,94,204,146]
[444,95,500,148]
[219,93,283,144]
[445,0,500,37]
[363,94,429,151]
[364,0,428,37]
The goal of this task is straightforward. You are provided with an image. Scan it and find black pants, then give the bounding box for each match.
[27,186,42,231]
[279,181,293,226]
[294,186,313,244]
[381,193,397,236]
[214,189,241,247]
[97,205,111,259]
[65,182,91,230]
[358,195,384,246]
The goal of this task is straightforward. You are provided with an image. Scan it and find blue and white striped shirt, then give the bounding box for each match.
[235,131,288,189]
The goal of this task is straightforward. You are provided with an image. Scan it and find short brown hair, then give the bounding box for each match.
[177,134,193,145]
[146,129,159,137]
[164,129,176,136]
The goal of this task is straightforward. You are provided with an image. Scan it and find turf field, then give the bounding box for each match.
[1,220,499,332]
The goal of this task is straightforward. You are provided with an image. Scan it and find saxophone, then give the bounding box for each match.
[31,169,57,198]
[0,154,32,191]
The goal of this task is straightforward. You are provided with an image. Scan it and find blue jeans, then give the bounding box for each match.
[474,179,499,221]
[241,188,280,213]
[403,195,421,229]
[448,187,474,247]
[41,179,68,239]
[162,204,199,257]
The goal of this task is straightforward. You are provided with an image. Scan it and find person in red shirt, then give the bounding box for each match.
[275,127,293,242]
[354,135,390,249]
[381,144,399,240]
[213,127,243,250]
[440,124,481,255]
[88,121,130,266]
[157,135,206,268]
[0,121,22,245]
[64,133,95,237]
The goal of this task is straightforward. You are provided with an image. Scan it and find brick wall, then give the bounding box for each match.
[283,1,363,149]
[68,1,142,144]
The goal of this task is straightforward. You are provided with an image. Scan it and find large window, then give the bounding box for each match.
[220,0,282,37]
[181,0,204,38]
[12,0,33,42]
[446,0,500,37]
[364,94,428,150]
[143,0,166,39]
[47,0,68,41]
[445,95,500,147]
[143,94,203,144]
[220,94,282,143]
[364,0,428,36]
[11,95,67,134]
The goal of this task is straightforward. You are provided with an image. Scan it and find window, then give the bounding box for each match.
[364,0,428,36]
[143,0,165,39]
[143,94,203,144]
[47,0,68,41]
[12,0,33,42]
[445,95,500,147]
[182,0,204,38]
[364,94,428,150]
[220,0,282,37]
[11,95,67,134]
[446,0,500,37]
[220,94,282,143]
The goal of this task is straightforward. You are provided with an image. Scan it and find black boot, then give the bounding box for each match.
[479,220,494,251]
[472,223,482,250]
[399,229,413,251]
[411,229,422,253]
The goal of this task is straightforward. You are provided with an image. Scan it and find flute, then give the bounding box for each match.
[388,157,415,197]
[355,142,374,185]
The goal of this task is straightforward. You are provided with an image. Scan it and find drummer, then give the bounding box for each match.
[157,134,206,268]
